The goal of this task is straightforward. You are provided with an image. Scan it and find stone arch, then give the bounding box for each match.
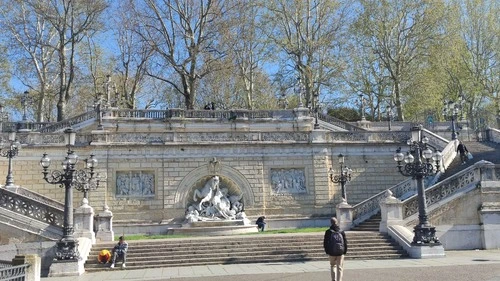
[174,165,255,209]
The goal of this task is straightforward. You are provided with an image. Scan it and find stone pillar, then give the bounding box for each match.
[74,198,96,244]
[12,254,41,281]
[480,202,500,249]
[336,201,353,231]
[95,204,114,242]
[379,190,403,233]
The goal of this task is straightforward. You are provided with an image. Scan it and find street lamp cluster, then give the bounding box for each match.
[40,128,99,260]
[394,125,442,245]
[329,154,352,202]
[0,130,21,188]
[442,95,465,140]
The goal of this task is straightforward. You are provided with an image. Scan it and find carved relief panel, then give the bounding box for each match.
[270,168,306,195]
[116,171,155,198]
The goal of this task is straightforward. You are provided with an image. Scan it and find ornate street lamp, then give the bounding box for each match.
[443,95,465,140]
[329,154,352,202]
[21,91,29,122]
[394,125,442,245]
[40,128,99,260]
[0,130,21,188]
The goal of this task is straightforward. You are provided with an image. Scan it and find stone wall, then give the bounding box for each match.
[0,139,405,224]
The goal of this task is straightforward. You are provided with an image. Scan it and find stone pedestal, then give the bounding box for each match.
[74,198,95,244]
[480,202,500,249]
[12,254,41,281]
[48,259,85,277]
[95,205,114,242]
[379,190,403,233]
[336,201,353,231]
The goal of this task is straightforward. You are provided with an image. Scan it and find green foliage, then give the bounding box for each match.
[327,107,360,122]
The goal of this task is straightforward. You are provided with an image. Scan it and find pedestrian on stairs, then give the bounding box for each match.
[324,217,347,281]
[110,236,128,269]
[457,141,469,164]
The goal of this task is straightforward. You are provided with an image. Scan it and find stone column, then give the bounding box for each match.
[74,198,96,244]
[95,204,114,242]
[379,190,403,233]
[12,254,41,281]
[336,201,353,231]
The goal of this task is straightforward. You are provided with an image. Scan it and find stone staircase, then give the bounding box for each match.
[439,141,500,180]
[84,231,408,272]
[351,213,381,232]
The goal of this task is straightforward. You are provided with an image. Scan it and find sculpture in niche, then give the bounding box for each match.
[186,175,245,222]
[116,171,155,197]
[271,168,306,194]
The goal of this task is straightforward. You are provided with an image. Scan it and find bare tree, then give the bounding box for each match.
[130,0,228,109]
[261,0,349,110]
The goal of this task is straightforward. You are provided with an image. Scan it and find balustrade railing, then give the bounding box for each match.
[351,132,454,225]
[0,263,29,280]
[0,187,64,228]
[37,111,96,133]
[401,162,499,220]
[318,113,366,131]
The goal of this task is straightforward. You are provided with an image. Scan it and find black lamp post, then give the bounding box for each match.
[394,125,442,245]
[21,91,29,122]
[329,154,352,202]
[443,95,465,140]
[40,128,99,260]
[0,130,21,188]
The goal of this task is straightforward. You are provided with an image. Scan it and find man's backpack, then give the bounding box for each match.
[328,230,345,256]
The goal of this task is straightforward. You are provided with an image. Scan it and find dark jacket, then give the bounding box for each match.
[323,225,347,256]
[113,241,128,254]
[457,143,468,154]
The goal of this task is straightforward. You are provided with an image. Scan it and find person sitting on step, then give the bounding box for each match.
[256,216,266,232]
[110,236,128,269]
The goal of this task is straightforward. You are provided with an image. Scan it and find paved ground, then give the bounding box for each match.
[42,249,500,281]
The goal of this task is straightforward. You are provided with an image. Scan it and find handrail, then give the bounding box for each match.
[3,186,64,210]
[401,161,497,220]
[0,187,64,228]
[351,133,455,225]
[318,113,367,131]
[0,263,29,280]
[37,111,97,133]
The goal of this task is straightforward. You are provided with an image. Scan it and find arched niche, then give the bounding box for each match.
[174,164,255,209]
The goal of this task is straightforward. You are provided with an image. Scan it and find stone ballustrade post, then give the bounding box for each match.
[379,190,403,233]
[336,201,353,231]
[73,198,96,244]
[12,254,41,281]
[95,205,114,242]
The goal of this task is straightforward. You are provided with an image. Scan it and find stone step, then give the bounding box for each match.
[85,232,407,272]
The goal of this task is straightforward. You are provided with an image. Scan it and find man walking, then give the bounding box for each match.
[324,217,347,281]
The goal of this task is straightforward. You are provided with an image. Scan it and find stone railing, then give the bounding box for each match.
[0,263,29,280]
[4,186,64,210]
[351,133,455,225]
[318,114,366,131]
[487,127,500,143]
[402,161,499,220]
[0,187,64,228]
[37,111,97,133]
